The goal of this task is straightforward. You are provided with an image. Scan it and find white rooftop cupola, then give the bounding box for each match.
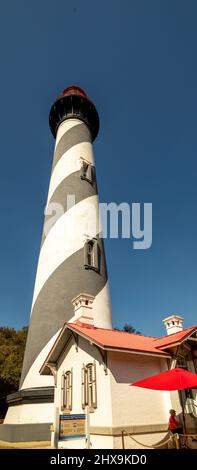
[162,315,184,335]
[71,293,95,325]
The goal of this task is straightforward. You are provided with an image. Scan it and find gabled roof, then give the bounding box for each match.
[66,322,170,357]
[68,322,197,354]
[153,326,197,350]
[40,321,197,375]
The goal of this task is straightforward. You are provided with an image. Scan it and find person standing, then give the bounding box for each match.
[169,409,183,435]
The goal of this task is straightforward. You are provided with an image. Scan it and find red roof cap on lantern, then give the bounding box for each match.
[59,86,91,102]
[50,85,98,139]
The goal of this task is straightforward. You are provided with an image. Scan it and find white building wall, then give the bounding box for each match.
[54,336,113,448]
[5,403,54,424]
[108,352,170,426]
[53,337,174,449]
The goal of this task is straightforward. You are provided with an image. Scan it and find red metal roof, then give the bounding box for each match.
[40,322,197,375]
[67,322,169,357]
[153,326,197,350]
[66,322,197,356]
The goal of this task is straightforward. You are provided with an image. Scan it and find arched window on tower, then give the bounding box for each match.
[87,240,94,266]
[80,159,95,185]
[84,239,101,273]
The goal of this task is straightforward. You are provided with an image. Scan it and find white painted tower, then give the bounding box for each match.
[5,86,112,432]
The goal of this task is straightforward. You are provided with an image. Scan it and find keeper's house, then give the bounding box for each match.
[40,294,197,449]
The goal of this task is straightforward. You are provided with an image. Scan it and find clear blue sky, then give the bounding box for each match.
[0,0,197,336]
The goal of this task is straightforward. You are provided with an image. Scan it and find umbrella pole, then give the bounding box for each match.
[179,390,186,434]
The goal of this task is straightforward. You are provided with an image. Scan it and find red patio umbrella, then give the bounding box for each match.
[130,367,197,391]
[130,367,197,433]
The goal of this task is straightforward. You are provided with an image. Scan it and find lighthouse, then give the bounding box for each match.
[5,86,112,430]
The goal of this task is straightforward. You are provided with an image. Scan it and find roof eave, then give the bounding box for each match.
[102,346,171,358]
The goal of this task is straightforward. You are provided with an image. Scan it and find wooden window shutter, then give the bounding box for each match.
[93,241,101,273]
[86,164,92,181]
[66,370,72,411]
[91,165,95,184]
[92,361,97,408]
[84,241,94,268]
[84,241,89,267]
[61,370,72,411]
[81,365,86,409]
[80,161,89,179]
[61,372,65,411]
[80,159,96,186]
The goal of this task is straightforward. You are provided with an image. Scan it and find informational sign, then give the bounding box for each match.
[59,414,86,440]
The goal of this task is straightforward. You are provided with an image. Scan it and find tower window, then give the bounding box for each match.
[61,370,72,411]
[87,240,94,266]
[80,160,95,184]
[81,362,97,411]
[84,239,101,273]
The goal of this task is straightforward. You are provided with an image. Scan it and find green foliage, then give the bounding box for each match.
[0,326,28,418]
[114,323,141,334]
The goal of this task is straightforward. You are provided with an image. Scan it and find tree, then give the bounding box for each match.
[114,323,141,334]
[0,326,28,418]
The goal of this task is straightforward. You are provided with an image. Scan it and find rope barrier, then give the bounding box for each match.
[122,430,197,449]
[122,430,173,448]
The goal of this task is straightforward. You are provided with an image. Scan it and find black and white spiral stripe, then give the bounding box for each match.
[20,118,112,389]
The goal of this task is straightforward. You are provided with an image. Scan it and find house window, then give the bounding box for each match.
[61,370,72,411]
[80,160,95,184]
[84,239,101,272]
[81,362,97,411]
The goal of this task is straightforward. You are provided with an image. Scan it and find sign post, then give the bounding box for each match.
[85,405,90,449]
[51,406,59,449]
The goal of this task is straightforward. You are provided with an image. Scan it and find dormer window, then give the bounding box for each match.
[84,239,101,273]
[80,159,95,185]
